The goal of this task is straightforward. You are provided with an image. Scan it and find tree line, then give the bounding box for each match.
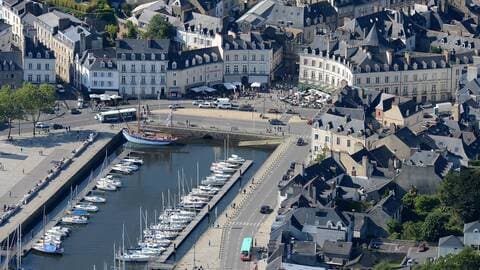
[0,83,56,138]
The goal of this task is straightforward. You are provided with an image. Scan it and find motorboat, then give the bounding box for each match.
[32,242,64,255]
[40,235,62,246]
[67,209,90,217]
[96,181,117,191]
[116,252,153,262]
[52,226,71,235]
[111,165,132,174]
[180,197,207,209]
[47,228,69,238]
[122,157,144,165]
[74,203,99,213]
[214,172,232,179]
[83,195,107,203]
[227,154,245,164]
[199,185,221,193]
[201,177,227,186]
[211,166,237,173]
[190,188,216,197]
[149,223,185,232]
[99,178,122,187]
[116,162,139,171]
[61,215,89,224]
[212,161,240,168]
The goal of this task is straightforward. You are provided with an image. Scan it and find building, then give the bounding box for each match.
[75,47,118,93]
[375,95,423,128]
[220,32,281,85]
[23,37,55,84]
[0,50,22,89]
[437,220,480,258]
[1,0,43,49]
[0,21,11,51]
[175,13,222,49]
[35,10,102,83]
[167,47,223,97]
[311,107,377,156]
[116,39,170,98]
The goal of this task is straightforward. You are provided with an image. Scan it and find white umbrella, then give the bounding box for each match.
[190,87,203,93]
[251,82,261,88]
[223,83,236,90]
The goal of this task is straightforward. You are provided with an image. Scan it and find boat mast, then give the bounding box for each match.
[137,92,141,133]
[139,207,142,243]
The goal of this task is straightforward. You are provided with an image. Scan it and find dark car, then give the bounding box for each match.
[70,108,81,114]
[239,104,254,111]
[260,205,273,214]
[268,108,280,113]
[296,137,305,146]
[268,119,285,126]
[52,123,64,130]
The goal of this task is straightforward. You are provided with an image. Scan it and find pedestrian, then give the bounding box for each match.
[233,203,236,209]
[208,240,211,246]
[254,239,257,246]
[22,168,24,174]
[9,191,11,197]
[243,189,246,194]
[225,212,228,218]
[20,147,22,152]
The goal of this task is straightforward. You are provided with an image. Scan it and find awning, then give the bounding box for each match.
[89,94,101,99]
[202,86,216,92]
[223,83,236,90]
[251,82,261,88]
[190,87,203,93]
[231,81,242,87]
[100,94,111,101]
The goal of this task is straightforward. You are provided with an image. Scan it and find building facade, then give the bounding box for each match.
[0,21,11,51]
[299,48,472,103]
[167,47,223,97]
[0,51,22,89]
[23,37,55,84]
[75,48,118,92]
[1,0,43,49]
[116,39,170,98]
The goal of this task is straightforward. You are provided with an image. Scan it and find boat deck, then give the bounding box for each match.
[152,160,253,265]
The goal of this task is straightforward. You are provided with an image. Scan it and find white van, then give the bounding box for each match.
[217,103,232,109]
[215,98,230,105]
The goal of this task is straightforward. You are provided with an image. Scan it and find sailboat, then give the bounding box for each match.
[122,94,178,145]
[32,207,64,255]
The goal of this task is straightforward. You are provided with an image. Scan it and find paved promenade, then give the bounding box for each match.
[175,135,309,270]
[0,124,118,243]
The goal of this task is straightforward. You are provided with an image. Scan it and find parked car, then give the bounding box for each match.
[296,137,305,146]
[56,84,65,93]
[268,108,280,113]
[52,123,64,130]
[268,119,285,125]
[168,103,184,109]
[199,102,213,108]
[217,103,232,109]
[70,108,81,114]
[192,100,204,106]
[260,205,273,214]
[35,122,50,129]
[239,104,254,111]
[286,109,297,114]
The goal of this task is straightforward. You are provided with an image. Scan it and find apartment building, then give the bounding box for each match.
[0,50,22,89]
[167,47,223,97]
[75,47,118,92]
[35,10,102,83]
[0,21,11,51]
[23,37,55,84]
[1,0,43,49]
[116,39,170,98]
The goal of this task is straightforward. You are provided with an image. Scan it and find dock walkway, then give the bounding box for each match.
[153,160,253,264]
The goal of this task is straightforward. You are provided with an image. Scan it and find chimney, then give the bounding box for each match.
[443,49,450,63]
[386,49,393,66]
[467,65,478,82]
[393,96,400,105]
[404,51,411,65]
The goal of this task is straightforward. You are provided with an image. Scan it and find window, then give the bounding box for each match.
[151,64,155,72]
[314,134,318,140]
[27,74,32,82]
[45,75,49,82]
[93,81,97,86]
[252,55,256,61]
[141,76,146,85]
[226,65,230,74]
[37,63,41,70]
[356,78,361,84]
[108,72,112,77]
[234,55,238,61]
[234,65,238,73]
[303,58,307,65]
[45,63,49,70]
[261,55,264,61]
[93,72,97,77]
[243,55,247,61]
[131,75,136,84]
[375,77,379,84]
[394,75,399,82]
[151,76,155,84]
[311,71,315,79]
[413,74,418,81]
[303,70,307,78]
[121,76,126,84]
[108,81,112,87]
[347,140,351,147]
[173,80,176,86]
[325,136,329,143]
[385,76,389,83]
[336,137,340,145]
[28,63,32,70]
[131,64,135,72]
[226,55,230,61]
[366,78,371,84]
[242,65,247,73]
[121,64,126,72]
[141,65,146,73]
[312,60,316,67]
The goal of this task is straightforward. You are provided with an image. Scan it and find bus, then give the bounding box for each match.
[240,237,253,261]
[95,108,137,123]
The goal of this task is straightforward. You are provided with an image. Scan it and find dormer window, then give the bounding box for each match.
[412,62,417,70]
[383,64,389,71]
[108,61,112,68]
[100,61,105,68]
[141,53,146,60]
[225,43,230,50]
[212,53,218,62]
[393,64,399,71]
[440,60,446,68]
[151,53,155,60]
[131,53,136,60]
[185,60,189,67]
[36,52,41,59]
[45,52,49,59]
[365,65,371,72]
[192,58,196,66]
[431,60,437,68]
[172,62,177,69]
[374,64,380,72]
[161,53,165,60]
[122,53,126,60]
[28,52,33,58]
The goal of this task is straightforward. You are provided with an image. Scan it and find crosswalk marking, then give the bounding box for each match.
[230,221,261,227]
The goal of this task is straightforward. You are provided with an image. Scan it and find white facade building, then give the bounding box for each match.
[116,39,169,98]
[2,0,43,49]
[23,37,55,84]
[75,48,118,92]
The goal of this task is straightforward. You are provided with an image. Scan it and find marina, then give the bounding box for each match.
[21,141,271,269]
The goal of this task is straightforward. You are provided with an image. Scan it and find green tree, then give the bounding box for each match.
[104,24,118,43]
[144,15,173,39]
[0,85,23,139]
[373,261,395,270]
[16,83,56,136]
[414,194,440,217]
[401,221,423,240]
[439,169,480,222]
[417,247,480,270]
[387,219,402,235]
[124,21,138,39]
[121,3,133,17]
[421,209,450,241]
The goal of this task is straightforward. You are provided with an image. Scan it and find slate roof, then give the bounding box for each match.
[24,37,54,59]
[323,240,352,256]
[168,46,222,69]
[116,39,170,60]
[395,127,436,150]
[61,25,90,43]
[222,32,274,50]
[369,146,395,168]
[0,51,22,71]
[438,235,464,248]
[314,108,375,139]
[79,47,117,70]
[0,22,11,33]
[289,207,350,232]
[463,220,480,233]
[37,10,82,29]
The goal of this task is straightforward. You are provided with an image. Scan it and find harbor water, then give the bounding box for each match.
[22,140,272,269]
